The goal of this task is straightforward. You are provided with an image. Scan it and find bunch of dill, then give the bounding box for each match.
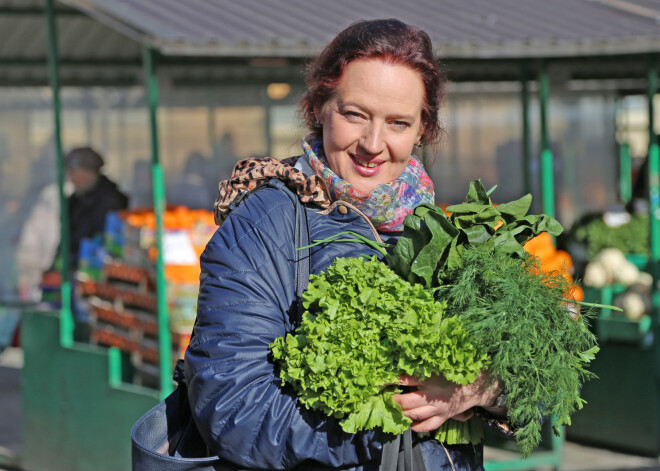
[436,244,599,457]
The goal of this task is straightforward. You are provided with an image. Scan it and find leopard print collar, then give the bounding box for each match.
[213,156,331,225]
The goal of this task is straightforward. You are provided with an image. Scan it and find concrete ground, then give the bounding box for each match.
[1,346,659,471]
[484,441,660,471]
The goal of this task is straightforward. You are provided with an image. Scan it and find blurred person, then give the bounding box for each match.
[212,132,238,188]
[15,140,71,300]
[60,146,128,270]
[129,159,154,209]
[15,182,71,301]
[167,151,213,209]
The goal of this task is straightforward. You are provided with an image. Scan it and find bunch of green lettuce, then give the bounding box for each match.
[270,256,489,435]
[271,180,603,457]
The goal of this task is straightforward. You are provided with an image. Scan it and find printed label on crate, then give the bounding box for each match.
[163,231,197,265]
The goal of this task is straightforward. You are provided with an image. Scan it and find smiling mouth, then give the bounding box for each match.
[352,155,383,168]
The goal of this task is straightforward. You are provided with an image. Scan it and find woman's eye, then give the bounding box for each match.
[343,111,363,120]
[391,120,411,130]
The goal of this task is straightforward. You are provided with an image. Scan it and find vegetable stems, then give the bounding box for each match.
[299,231,393,258]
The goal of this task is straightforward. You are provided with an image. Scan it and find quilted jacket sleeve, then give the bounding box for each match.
[184,188,383,470]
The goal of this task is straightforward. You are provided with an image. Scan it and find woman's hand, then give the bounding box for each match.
[393,371,501,433]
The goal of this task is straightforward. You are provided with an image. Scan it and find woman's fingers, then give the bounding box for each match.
[398,374,424,386]
[410,416,446,433]
[398,405,440,422]
[393,390,432,410]
[405,409,476,435]
[451,409,475,422]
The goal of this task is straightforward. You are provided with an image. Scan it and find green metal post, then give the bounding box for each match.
[620,142,632,204]
[521,61,532,197]
[538,59,555,219]
[647,54,660,343]
[143,45,173,398]
[107,347,122,388]
[649,144,659,261]
[45,0,73,347]
[648,55,660,266]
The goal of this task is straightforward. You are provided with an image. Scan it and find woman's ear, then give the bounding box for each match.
[313,106,324,127]
[416,123,426,145]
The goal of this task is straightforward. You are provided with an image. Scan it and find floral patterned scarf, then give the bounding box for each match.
[302,135,435,232]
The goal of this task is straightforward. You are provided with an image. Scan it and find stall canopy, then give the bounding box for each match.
[0,0,141,86]
[55,0,660,58]
[3,0,660,85]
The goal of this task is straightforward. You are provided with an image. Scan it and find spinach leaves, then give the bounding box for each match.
[393,180,563,289]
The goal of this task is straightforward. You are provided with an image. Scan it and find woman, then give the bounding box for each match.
[183,19,509,470]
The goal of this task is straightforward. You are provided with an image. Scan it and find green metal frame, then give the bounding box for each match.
[619,142,632,204]
[521,60,532,197]
[26,8,173,467]
[45,0,73,347]
[538,59,555,219]
[143,45,174,398]
[567,53,660,458]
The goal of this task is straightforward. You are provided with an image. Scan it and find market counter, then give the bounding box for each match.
[21,310,159,471]
[567,336,660,456]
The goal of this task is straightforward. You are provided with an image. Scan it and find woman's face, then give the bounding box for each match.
[317,58,426,194]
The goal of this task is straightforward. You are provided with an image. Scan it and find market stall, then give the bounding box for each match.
[567,58,660,454]
[5,1,660,469]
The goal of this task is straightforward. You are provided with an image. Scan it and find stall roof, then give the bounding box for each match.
[3,0,660,86]
[0,0,142,86]
[58,0,660,58]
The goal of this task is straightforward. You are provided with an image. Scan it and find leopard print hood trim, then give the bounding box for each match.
[213,156,331,225]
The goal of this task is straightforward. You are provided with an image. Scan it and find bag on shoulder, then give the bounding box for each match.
[131,380,227,471]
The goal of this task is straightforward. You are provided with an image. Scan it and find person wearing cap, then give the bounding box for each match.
[64,146,128,270]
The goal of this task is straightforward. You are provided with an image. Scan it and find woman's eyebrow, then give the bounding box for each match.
[338,100,418,121]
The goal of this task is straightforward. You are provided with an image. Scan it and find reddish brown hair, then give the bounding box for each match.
[300,19,445,145]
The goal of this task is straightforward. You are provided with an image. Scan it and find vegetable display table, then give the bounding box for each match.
[568,284,660,455]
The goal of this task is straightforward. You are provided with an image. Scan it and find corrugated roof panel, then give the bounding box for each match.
[4,0,660,60]
[0,5,141,62]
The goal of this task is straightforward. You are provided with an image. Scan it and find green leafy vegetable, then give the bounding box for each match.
[392,180,563,288]
[272,179,599,458]
[270,256,489,434]
[387,180,597,455]
[436,244,598,457]
[571,214,649,258]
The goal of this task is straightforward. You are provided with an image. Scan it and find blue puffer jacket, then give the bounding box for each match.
[184,180,484,470]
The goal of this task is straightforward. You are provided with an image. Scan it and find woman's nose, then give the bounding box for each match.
[359,123,384,155]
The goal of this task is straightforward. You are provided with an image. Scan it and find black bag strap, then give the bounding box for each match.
[380,434,401,471]
[380,429,427,471]
[263,179,310,322]
[293,191,310,321]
